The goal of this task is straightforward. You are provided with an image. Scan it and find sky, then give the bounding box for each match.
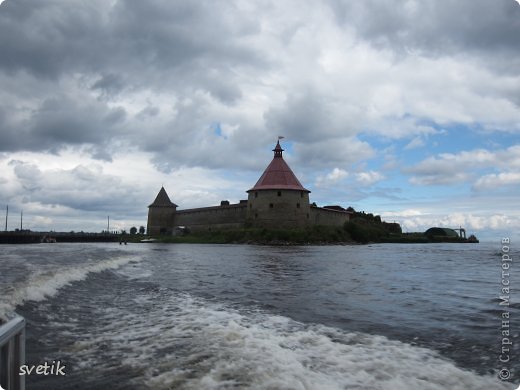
[0,0,519,241]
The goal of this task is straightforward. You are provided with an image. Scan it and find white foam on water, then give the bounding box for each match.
[0,255,139,321]
[61,291,510,390]
[114,260,153,280]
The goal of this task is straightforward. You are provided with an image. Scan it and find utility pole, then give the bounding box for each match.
[107,216,110,233]
[5,205,8,231]
[20,209,23,231]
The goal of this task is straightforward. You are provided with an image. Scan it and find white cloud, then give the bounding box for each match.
[386,211,520,236]
[409,172,470,186]
[473,172,520,191]
[355,171,384,185]
[315,167,349,187]
[404,137,425,150]
[328,168,349,181]
[315,168,384,189]
[406,145,520,186]
[382,209,427,218]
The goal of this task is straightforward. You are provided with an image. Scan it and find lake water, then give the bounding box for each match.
[0,242,518,389]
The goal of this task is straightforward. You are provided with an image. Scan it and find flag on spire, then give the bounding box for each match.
[278,136,285,140]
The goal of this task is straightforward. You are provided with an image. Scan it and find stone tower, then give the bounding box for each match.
[147,186,177,235]
[247,141,311,228]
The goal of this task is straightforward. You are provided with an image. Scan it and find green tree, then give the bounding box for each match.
[139,226,145,234]
[130,226,137,235]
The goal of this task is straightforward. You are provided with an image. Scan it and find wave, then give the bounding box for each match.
[0,255,139,321]
[59,290,510,390]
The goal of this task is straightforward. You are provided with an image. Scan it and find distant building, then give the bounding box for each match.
[147,141,352,235]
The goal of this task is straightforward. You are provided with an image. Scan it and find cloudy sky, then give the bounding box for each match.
[0,0,519,240]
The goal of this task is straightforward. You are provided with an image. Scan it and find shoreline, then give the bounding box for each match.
[0,228,479,246]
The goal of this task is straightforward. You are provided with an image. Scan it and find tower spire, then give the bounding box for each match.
[273,140,284,158]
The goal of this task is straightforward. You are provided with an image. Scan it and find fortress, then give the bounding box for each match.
[147,141,352,235]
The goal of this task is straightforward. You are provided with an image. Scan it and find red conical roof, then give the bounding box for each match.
[248,141,310,192]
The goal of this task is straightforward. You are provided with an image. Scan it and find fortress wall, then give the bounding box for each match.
[310,207,350,227]
[174,203,247,231]
[247,189,311,229]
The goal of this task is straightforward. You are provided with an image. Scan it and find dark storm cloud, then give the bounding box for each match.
[33,98,122,143]
[91,74,127,97]
[294,138,374,168]
[329,0,520,69]
[144,121,269,174]
[0,0,265,163]
[264,91,360,142]
[0,0,108,78]
[135,106,160,121]
[0,0,262,88]
[0,94,126,154]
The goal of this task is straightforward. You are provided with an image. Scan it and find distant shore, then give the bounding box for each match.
[0,224,478,245]
[0,231,120,244]
[138,227,478,246]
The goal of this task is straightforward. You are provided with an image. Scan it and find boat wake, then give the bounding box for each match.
[50,288,508,390]
[0,255,139,321]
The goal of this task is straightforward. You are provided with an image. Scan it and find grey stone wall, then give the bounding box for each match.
[247,189,311,229]
[310,206,350,227]
[174,203,247,231]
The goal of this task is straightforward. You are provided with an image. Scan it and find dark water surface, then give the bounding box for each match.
[0,242,518,389]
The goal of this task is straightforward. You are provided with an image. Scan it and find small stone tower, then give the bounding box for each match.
[247,141,311,228]
[147,186,177,235]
